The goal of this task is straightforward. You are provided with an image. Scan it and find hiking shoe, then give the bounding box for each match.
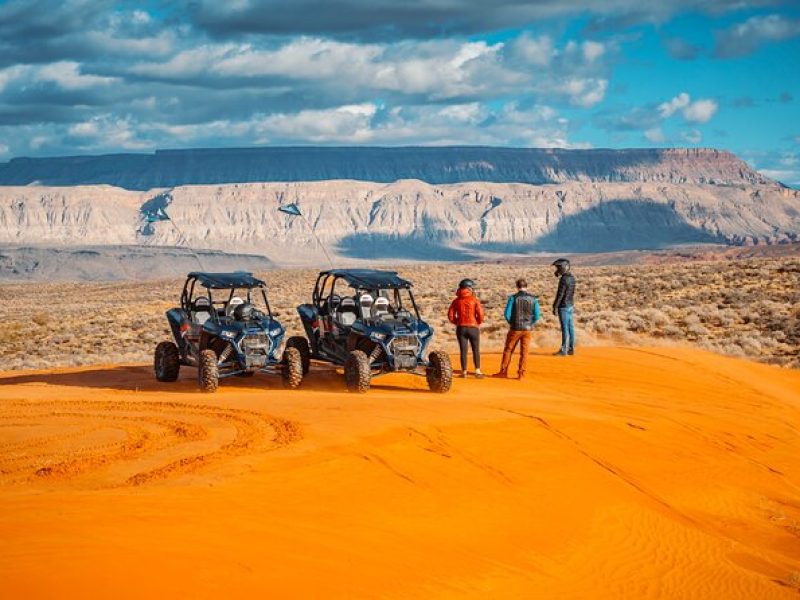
[553,351,567,356]
[491,372,508,379]
[567,349,575,356]
[460,370,468,378]
[517,372,526,380]
[474,372,485,380]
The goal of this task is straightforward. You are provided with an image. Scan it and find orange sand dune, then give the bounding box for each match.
[1,347,799,598]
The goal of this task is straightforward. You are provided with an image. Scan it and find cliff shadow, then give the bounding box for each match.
[468,200,723,254]
[337,214,478,261]
[337,233,478,261]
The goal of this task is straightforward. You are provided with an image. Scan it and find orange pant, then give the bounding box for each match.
[500,329,532,375]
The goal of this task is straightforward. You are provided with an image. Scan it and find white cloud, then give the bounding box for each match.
[131,10,152,25]
[511,33,554,66]
[658,92,690,118]
[562,78,608,107]
[0,143,9,156]
[681,129,702,144]
[759,168,800,185]
[85,30,174,57]
[682,98,718,123]
[68,115,151,150]
[582,41,605,62]
[130,33,612,107]
[644,127,666,143]
[0,65,26,92]
[657,92,717,125]
[29,136,50,150]
[254,103,379,143]
[35,61,117,90]
[715,14,800,58]
[779,152,798,167]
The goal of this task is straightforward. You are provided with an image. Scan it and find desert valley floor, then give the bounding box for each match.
[1,347,798,598]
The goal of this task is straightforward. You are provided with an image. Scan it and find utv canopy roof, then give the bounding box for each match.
[324,269,412,289]
[188,272,266,289]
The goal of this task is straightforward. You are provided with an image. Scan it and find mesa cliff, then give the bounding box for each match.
[0,176,797,272]
[0,147,773,190]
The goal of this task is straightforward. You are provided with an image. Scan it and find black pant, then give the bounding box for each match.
[456,326,480,371]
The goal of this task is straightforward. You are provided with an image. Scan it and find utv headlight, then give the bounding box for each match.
[268,324,283,338]
[370,332,387,341]
[221,329,237,339]
[418,326,432,338]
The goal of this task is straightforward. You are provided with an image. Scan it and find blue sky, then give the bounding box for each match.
[0,0,798,184]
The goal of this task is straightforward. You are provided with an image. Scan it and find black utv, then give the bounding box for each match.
[288,269,452,393]
[154,272,303,392]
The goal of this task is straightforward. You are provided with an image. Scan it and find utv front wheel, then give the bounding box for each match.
[198,349,219,393]
[344,350,371,393]
[282,347,303,389]
[426,350,453,393]
[286,336,311,375]
[154,341,180,382]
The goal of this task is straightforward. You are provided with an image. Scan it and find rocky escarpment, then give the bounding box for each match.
[0,246,274,281]
[0,147,773,190]
[0,179,797,271]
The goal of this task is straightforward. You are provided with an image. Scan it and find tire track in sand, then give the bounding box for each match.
[0,399,301,488]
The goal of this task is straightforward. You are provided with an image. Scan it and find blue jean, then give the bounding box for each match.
[558,306,575,353]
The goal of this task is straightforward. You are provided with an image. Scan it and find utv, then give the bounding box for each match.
[289,269,452,393]
[154,272,303,392]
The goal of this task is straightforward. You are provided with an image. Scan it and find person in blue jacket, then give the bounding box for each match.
[492,278,541,379]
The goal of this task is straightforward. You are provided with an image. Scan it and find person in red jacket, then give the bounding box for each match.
[447,279,485,379]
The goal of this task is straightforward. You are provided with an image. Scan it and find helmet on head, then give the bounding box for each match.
[552,258,570,277]
[458,278,475,290]
[234,302,258,321]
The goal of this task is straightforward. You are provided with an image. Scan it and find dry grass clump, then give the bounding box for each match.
[0,257,797,370]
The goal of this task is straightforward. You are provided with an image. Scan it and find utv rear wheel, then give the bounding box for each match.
[286,336,311,375]
[344,350,371,393]
[154,341,180,382]
[426,350,452,393]
[282,347,303,389]
[198,349,219,393]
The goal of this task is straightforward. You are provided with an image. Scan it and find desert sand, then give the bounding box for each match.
[1,347,799,598]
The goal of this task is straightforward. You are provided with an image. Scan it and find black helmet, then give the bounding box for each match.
[234,302,257,321]
[458,278,475,289]
[552,258,570,277]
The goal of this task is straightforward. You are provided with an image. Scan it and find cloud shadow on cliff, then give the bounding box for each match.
[336,233,478,261]
[467,200,724,254]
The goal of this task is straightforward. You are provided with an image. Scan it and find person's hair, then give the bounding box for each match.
[515,278,527,289]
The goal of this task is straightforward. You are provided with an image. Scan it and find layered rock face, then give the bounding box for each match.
[0,147,773,190]
[1,177,797,269]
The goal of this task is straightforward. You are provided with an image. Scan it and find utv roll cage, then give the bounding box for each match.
[311,269,422,320]
[180,271,273,322]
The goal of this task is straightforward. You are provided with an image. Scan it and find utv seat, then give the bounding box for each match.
[373,296,390,318]
[225,296,244,319]
[359,294,374,320]
[336,297,358,327]
[191,296,212,325]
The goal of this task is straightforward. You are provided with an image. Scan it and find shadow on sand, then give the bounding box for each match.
[0,363,435,395]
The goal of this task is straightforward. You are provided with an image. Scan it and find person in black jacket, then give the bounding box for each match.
[552,258,576,355]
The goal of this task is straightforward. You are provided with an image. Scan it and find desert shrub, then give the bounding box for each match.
[32,312,50,327]
[686,323,709,338]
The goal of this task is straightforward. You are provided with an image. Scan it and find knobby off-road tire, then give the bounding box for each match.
[344,350,371,393]
[286,336,311,375]
[426,350,453,393]
[281,347,304,389]
[198,349,219,393]
[154,341,180,382]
